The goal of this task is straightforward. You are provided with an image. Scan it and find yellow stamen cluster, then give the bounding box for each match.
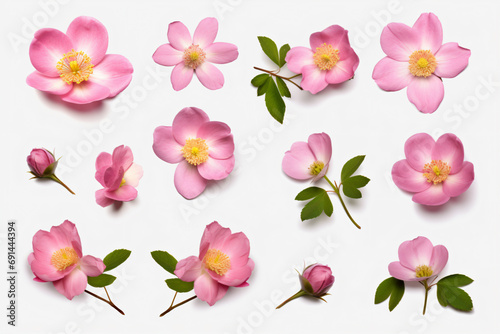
[313,43,340,70]
[423,160,451,184]
[204,249,231,275]
[51,247,79,271]
[415,265,433,278]
[408,50,437,77]
[56,49,94,84]
[182,138,209,165]
[183,44,206,69]
[309,161,325,176]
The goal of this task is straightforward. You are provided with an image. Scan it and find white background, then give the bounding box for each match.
[1,0,499,333]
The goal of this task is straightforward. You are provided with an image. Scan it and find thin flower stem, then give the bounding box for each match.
[422,280,431,315]
[159,295,197,317]
[276,290,306,309]
[323,176,361,229]
[253,66,303,90]
[84,289,124,315]
[49,174,75,195]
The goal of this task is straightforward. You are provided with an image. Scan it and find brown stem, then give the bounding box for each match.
[84,289,124,315]
[254,66,303,90]
[50,174,75,195]
[160,295,197,317]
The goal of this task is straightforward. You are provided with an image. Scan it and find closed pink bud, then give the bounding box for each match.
[27,148,55,177]
[301,264,335,296]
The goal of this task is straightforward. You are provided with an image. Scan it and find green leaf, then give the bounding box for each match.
[276,77,291,98]
[87,274,116,288]
[265,78,286,124]
[151,250,177,275]
[103,249,131,272]
[340,156,366,183]
[279,44,291,67]
[165,278,194,293]
[437,286,449,307]
[437,274,474,288]
[251,73,269,87]
[300,191,332,221]
[295,187,324,201]
[437,285,473,311]
[322,193,333,217]
[257,76,270,96]
[342,185,362,199]
[257,36,280,66]
[343,175,370,189]
[389,280,405,311]
[374,277,405,312]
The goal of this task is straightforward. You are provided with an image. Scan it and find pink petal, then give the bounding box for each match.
[309,25,348,50]
[380,23,420,61]
[300,65,328,94]
[442,161,474,197]
[61,81,110,104]
[392,159,431,193]
[219,232,251,269]
[398,236,433,269]
[103,166,124,191]
[372,57,412,91]
[211,261,253,287]
[174,256,203,282]
[308,133,332,165]
[171,63,194,91]
[412,184,450,206]
[193,17,218,49]
[152,43,183,66]
[51,220,82,257]
[284,46,314,74]
[90,54,133,97]
[282,141,315,180]
[112,145,133,170]
[194,273,223,306]
[197,121,234,159]
[431,133,464,173]
[195,62,224,90]
[205,42,238,64]
[174,160,207,199]
[53,268,87,300]
[95,152,112,187]
[412,13,443,54]
[30,255,74,282]
[434,42,471,78]
[26,71,73,95]
[199,222,231,259]
[167,21,192,51]
[325,48,359,85]
[104,185,138,202]
[153,126,184,163]
[429,245,448,276]
[66,16,108,65]
[32,230,66,260]
[96,189,114,207]
[172,107,210,144]
[29,28,73,77]
[79,255,105,277]
[123,163,143,187]
[197,155,235,181]
[404,133,435,171]
[407,75,444,114]
[388,261,418,281]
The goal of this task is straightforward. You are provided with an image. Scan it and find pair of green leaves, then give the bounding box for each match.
[374,277,405,311]
[87,249,131,288]
[151,250,194,293]
[340,156,370,199]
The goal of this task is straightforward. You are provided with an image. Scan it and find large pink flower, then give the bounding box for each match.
[95,145,143,207]
[282,132,332,181]
[26,16,133,104]
[389,236,448,282]
[392,133,474,206]
[174,222,254,306]
[153,107,235,199]
[153,17,238,91]
[285,25,359,94]
[372,13,471,113]
[28,220,105,300]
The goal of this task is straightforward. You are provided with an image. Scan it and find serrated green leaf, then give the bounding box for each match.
[342,184,362,199]
[251,73,269,87]
[343,175,370,189]
[374,277,405,311]
[279,44,291,67]
[322,193,333,217]
[276,77,291,98]
[265,78,285,124]
[165,278,194,293]
[439,286,473,311]
[300,194,325,221]
[437,274,474,288]
[103,249,131,272]
[341,156,366,183]
[87,274,116,288]
[151,250,177,275]
[295,187,325,201]
[257,36,280,66]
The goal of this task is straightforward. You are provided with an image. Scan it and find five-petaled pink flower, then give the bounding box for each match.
[389,236,448,281]
[285,25,359,94]
[27,16,133,104]
[372,13,471,113]
[174,222,254,306]
[95,145,143,207]
[153,107,235,199]
[282,132,332,181]
[153,17,238,91]
[392,133,474,206]
[28,220,105,300]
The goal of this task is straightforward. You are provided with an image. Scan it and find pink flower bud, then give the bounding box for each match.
[301,264,334,296]
[27,148,55,177]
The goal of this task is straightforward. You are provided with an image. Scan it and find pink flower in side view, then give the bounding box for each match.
[27,148,56,177]
[301,264,335,297]
[153,107,235,199]
[389,236,448,282]
[28,220,105,300]
[95,145,143,207]
[285,25,359,94]
[392,133,474,206]
[282,132,332,181]
[27,16,133,104]
[372,13,471,113]
[153,17,238,91]
[174,222,254,306]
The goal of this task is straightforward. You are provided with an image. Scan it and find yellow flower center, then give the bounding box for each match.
[120,178,126,187]
[204,248,231,275]
[51,247,79,271]
[423,160,451,184]
[408,50,437,77]
[183,44,206,69]
[415,265,433,278]
[309,161,325,176]
[56,49,94,84]
[181,138,209,165]
[313,43,340,70]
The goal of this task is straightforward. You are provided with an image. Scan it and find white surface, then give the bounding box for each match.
[1,0,499,333]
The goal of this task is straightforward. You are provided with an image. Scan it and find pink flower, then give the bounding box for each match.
[27,148,55,177]
[285,25,359,94]
[153,17,238,91]
[26,16,133,104]
[389,236,448,281]
[301,264,335,296]
[153,107,235,199]
[28,220,105,300]
[392,133,474,206]
[282,132,332,181]
[372,13,471,113]
[174,222,254,306]
[95,145,143,207]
